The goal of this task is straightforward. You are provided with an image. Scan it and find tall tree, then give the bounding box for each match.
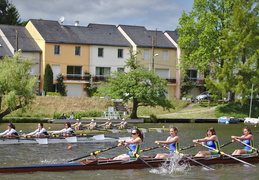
[99,49,174,119]
[0,53,38,121]
[57,74,67,96]
[43,64,53,92]
[0,0,21,25]
[178,0,259,103]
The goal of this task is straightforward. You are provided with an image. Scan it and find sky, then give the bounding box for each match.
[10,0,194,31]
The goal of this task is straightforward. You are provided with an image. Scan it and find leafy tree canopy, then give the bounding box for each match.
[178,0,259,104]
[99,49,174,119]
[0,53,38,120]
[0,0,21,25]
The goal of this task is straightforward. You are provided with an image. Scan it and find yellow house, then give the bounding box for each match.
[26,19,90,97]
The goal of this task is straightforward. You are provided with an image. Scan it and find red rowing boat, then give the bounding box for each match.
[0,153,258,173]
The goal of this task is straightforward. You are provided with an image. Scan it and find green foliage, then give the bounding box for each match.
[53,112,62,119]
[215,101,259,118]
[0,0,21,25]
[43,64,53,92]
[0,53,38,120]
[178,0,259,103]
[99,49,174,119]
[88,87,98,97]
[150,114,157,123]
[56,74,67,96]
[46,92,60,96]
[53,111,102,119]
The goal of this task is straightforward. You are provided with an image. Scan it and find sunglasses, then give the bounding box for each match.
[131,133,137,135]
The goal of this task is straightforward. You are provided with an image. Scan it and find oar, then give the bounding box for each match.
[196,142,256,167]
[68,144,121,162]
[161,145,215,170]
[220,141,233,148]
[179,141,232,152]
[138,145,163,153]
[124,146,154,169]
[233,138,259,152]
[180,145,197,151]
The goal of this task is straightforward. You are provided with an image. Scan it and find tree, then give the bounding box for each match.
[0,53,38,121]
[178,0,259,104]
[43,64,53,92]
[0,0,21,25]
[56,74,67,96]
[99,49,174,119]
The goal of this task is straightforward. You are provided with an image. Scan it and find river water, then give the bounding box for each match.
[0,123,259,180]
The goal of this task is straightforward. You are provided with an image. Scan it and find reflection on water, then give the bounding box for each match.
[0,123,259,179]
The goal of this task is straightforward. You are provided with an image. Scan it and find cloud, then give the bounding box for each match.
[10,0,193,30]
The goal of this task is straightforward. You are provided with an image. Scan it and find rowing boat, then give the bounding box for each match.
[0,153,258,173]
[47,128,170,134]
[0,134,123,145]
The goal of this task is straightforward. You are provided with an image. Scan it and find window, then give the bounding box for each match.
[67,66,82,75]
[75,46,81,56]
[118,49,123,58]
[98,48,104,57]
[162,50,168,60]
[117,68,124,73]
[96,67,110,75]
[187,70,198,80]
[54,45,60,55]
[155,69,169,79]
[144,49,150,59]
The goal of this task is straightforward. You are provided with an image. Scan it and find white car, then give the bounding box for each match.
[195,91,211,100]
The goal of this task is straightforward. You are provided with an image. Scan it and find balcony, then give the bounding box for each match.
[165,78,176,84]
[92,75,108,82]
[189,78,205,84]
[63,74,91,81]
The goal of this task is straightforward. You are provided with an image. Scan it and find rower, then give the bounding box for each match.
[71,119,85,130]
[99,119,113,129]
[113,128,144,160]
[85,119,98,130]
[154,127,180,158]
[114,118,128,129]
[25,122,49,137]
[231,127,255,155]
[0,123,19,138]
[193,127,220,157]
[52,122,75,136]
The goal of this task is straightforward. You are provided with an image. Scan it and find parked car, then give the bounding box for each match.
[195,91,211,100]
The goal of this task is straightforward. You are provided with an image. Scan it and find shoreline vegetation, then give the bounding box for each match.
[1,96,258,123]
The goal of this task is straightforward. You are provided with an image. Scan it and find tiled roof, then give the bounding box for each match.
[0,24,41,53]
[29,19,131,46]
[118,25,176,49]
[165,30,179,44]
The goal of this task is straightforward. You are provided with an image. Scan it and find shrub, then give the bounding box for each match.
[46,92,60,96]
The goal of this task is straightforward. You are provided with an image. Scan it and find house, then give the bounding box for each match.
[118,25,177,99]
[0,25,42,91]
[26,19,91,97]
[165,30,206,99]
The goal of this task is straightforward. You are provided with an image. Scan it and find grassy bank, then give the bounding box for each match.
[5,96,255,122]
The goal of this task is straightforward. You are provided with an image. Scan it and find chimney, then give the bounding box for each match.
[75,21,79,26]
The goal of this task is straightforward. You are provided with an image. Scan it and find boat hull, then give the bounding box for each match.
[0,154,258,173]
[218,116,240,124]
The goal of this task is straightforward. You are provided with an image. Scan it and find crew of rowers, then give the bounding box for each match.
[113,126,256,160]
[0,123,255,158]
[0,118,129,138]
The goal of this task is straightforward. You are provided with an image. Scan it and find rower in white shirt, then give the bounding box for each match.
[26,123,49,137]
[0,123,19,137]
[52,122,74,136]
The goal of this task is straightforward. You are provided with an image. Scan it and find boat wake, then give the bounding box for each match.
[150,154,190,175]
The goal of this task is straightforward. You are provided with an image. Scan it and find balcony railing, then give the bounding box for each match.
[189,78,205,84]
[92,75,108,82]
[165,78,176,84]
[63,74,91,81]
